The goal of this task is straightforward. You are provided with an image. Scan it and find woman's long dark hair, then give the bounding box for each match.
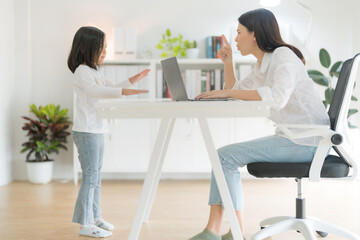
[67,26,105,73]
[238,8,305,64]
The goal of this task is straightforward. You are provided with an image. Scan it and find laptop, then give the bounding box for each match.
[160,57,232,101]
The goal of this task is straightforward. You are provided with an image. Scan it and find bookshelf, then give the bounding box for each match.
[73,57,276,184]
[103,58,256,99]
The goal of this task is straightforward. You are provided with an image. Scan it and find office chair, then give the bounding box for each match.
[247,54,360,240]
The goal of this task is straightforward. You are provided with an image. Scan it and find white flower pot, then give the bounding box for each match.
[186,48,199,59]
[26,161,54,184]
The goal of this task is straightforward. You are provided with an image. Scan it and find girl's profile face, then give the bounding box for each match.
[98,37,107,65]
[235,23,256,56]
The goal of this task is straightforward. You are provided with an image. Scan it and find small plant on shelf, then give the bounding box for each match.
[156,28,188,58]
[184,40,197,49]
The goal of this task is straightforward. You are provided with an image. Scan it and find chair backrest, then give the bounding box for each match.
[328,58,354,131]
[328,54,360,178]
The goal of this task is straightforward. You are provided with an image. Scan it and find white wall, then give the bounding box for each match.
[351,0,360,127]
[0,0,15,186]
[11,0,34,182]
[12,0,360,180]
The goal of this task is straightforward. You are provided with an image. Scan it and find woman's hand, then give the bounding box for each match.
[129,69,151,85]
[195,90,231,99]
[122,89,148,96]
[217,35,232,65]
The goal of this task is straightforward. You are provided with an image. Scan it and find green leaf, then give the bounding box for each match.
[319,48,331,68]
[169,37,178,43]
[173,45,182,53]
[330,61,342,76]
[351,95,358,101]
[54,105,60,115]
[30,104,42,118]
[307,70,329,86]
[322,100,328,109]
[166,29,171,37]
[160,52,168,58]
[332,72,340,78]
[156,43,164,50]
[21,146,31,153]
[36,141,46,150]
[325,87,335,105]
[348,109,358,118]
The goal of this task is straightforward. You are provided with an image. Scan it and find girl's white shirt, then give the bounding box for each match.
[72,64,133,133]
[233,47,330,146]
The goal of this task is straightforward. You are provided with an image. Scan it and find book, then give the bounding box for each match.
[201,70,207,93]
[206,36,222,58]
[156,69,163,98]
[206,36,213,58]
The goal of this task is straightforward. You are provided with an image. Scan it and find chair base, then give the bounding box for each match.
[251,216,359,240]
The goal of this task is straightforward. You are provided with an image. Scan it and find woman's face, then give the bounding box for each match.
[235,23,256,56]
[98,37,107,64]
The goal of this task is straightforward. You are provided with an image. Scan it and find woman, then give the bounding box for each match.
[190,8,329,240]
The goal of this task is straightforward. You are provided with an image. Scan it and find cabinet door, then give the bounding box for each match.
[102,119,153,172]
[101,64,153,172]
[161,118,274,174]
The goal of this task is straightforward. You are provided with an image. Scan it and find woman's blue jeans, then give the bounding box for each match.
[72,131,104,225]
[209,135,317,210]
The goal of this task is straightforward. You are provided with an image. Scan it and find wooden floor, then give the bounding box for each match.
[0,179,359,240]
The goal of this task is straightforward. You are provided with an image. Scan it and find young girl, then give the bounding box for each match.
[68,26,150,238]
[191,9,330,240]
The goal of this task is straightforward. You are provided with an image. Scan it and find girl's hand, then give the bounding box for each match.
[217,35,232,65]
[129,69,151,85]
[195,90,231,99]
[122,89,148,96]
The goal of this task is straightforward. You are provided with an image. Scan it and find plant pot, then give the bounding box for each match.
[26,160,54,184]
[186,48,199,59]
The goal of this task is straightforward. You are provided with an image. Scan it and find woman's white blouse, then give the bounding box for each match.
[233,47,330,146]
[72,64,132,133]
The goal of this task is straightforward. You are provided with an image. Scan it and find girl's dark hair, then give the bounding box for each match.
[67,26,105,73]
[238,8,305,64]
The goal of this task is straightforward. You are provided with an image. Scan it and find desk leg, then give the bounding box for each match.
[197,118,244,240]
[143,118,176,222]
[128,118,175,240]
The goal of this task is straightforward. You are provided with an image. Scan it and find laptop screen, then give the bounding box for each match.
[160,57,189,101]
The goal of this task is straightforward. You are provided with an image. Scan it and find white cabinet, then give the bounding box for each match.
[73,58,274,184]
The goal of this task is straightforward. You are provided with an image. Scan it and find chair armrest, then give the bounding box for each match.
[277,124,344,182]
[277,124,329,129]
[277,124,342,145]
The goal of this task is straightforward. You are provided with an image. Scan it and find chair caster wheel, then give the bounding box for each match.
[316,231,328,238]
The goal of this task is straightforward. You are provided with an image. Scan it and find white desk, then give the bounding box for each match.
[96,99,271,240]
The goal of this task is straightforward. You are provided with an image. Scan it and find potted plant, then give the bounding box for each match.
[307,48,358,127]
[184,40,199,59]
[21,104,71,184]
[156,28,188,58]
